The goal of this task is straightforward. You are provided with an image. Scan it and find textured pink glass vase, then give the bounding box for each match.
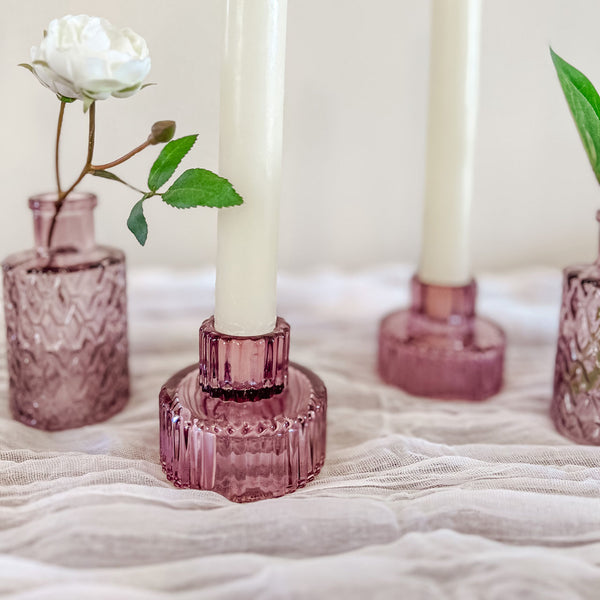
[2,193,129,430]
[378,276,505,400]
[160,317,327,502]
[552,211,600,444]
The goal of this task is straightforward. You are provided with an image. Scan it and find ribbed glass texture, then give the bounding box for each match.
[160,364,327,502]
[160,317,327,502]
[378,276,505,400]
[199,316,290,400]
[2,193,129,430]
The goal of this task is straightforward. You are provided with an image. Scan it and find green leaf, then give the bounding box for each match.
[57,95,75,103]
[90,169,145,194]
[148,135,197,192]
[127,196,150,246]
[91,170,123,183]
[162,169,243,209]
[551,47,600,184]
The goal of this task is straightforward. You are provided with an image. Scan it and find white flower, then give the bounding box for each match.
[28,15,151,105]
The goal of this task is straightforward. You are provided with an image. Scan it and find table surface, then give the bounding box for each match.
[1,265,598,600]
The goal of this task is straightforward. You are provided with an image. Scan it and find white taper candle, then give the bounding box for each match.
[215,0,287,335]
[418,0,482,286]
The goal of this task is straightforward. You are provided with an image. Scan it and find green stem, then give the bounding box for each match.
[55,102,66,195]
[90,139,151,171]
[47,101,96,249]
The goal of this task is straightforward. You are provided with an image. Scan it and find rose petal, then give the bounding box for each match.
[25,14,151,103]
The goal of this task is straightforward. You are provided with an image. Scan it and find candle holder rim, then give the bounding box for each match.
[411,274,477,320]
[413,274,476,291]
[162,362,325,433]
[202,315,289,340]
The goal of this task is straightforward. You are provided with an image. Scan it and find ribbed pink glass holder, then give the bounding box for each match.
[378,275,505,400]
[159,317,327,502]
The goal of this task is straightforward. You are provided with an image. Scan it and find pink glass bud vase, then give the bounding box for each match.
[552,210,600,444]
[2,193,129,430]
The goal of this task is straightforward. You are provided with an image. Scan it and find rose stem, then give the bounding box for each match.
[47,101,96,249]
[90,139,151,171]
[55,101,66,195]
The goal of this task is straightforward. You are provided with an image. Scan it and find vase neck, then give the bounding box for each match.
[30,192,97,254]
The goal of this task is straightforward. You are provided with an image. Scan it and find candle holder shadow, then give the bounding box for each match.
[159,317,327,502]
[378,276,505,401]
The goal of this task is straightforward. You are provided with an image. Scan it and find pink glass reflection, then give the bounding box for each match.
[199,316,290,400]
[160,317,327,502]
[552,211,600,444]
[378,276,505,401]
[2,193,129,430]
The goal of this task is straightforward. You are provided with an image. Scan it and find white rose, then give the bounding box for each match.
[29,14,151,104]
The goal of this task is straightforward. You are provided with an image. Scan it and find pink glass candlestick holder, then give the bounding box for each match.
[159,317,327,503]
[378,275,505,400]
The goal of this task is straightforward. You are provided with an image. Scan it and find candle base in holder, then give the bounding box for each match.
[159,317,327,502]
[378,276,505,401]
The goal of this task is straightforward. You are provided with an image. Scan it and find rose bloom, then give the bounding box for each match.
[30,14,151,103]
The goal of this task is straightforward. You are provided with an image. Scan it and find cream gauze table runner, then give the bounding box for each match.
[1,266,599,599]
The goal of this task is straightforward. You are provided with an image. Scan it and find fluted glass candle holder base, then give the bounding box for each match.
[378,276,505,401]
[159,317,327,503]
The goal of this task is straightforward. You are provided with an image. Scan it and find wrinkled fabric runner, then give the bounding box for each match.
[0,265,599,599]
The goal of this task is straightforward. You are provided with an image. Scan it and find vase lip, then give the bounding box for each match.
[29,191,97,211]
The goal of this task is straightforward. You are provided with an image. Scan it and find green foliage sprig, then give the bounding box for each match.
[551,48,600,184]
[22,15,243,248]
[46,101,243,247]
[90,131,242,245]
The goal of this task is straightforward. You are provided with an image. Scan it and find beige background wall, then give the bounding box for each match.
[0,0,598,273]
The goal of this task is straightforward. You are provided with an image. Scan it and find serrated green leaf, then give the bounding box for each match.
[127,197,150,246]
[148,135,197,192]
[551,48,600,184]
[162,169,243,209]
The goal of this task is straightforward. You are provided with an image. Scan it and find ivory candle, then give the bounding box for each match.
[418,0,482,286]
[215,0,287,336]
